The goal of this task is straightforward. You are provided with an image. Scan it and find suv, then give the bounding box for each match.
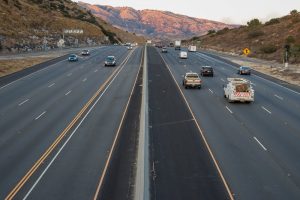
[200,66,214,76]
[238,66,251,75]
[182,72,202,89]
[81,50,90,56]
[68,54,78,62]
[161,47,168,53]
[104,56,116,66]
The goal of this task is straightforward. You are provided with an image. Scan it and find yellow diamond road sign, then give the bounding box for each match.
[243,48,251,55]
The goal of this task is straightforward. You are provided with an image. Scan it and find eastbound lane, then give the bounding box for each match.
[148,47,231,200]
[0,46,138,199]
[160,47,300,199]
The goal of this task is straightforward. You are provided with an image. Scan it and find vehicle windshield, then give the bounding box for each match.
[106,57,115,61]
[186,74,199,78]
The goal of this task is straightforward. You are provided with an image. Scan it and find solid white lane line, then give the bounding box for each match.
[274,94,283,100]
[35,111,46,120]
[65,91,72,96]
[209,89,214,94]
[48,83,55,88]
[221,78,225,82]
[253,137,267,151]
[82,78,87,82]
[261,106,272,114]
[94,69,98,72]
[18,99,29,106]
[67,73,72,77]
[226,106,233,114]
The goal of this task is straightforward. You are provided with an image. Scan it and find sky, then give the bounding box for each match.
[75,0,300,24]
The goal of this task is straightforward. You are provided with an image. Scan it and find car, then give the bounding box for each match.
[200,66,214,76]
[182,72,202,89]
[127,46,133,50]
[81,50,90,56]
[179,51,187,59]
[238,66,251,75]
[104,56,116,66]
[68,54,78,62]
[161,47,168,53]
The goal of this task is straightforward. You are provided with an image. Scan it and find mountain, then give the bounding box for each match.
[0,0,144,53]
[78,2,237,40]
[185,11,300,63]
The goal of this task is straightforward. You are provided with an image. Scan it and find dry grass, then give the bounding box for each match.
[0,56,56,77]
[189,13,300,64]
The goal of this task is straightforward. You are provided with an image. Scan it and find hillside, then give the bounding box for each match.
[0,0,144,53]
[186,11,300,63]
[79,2,237,40]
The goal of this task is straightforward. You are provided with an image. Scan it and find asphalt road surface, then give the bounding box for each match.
[148,46,231,200]
[159,47,300,200]
[1,45,300,200]
[0,46,142,199]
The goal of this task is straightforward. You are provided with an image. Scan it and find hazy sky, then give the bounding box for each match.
[76,0,300,24]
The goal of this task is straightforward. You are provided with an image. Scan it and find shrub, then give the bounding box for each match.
[248,30,264,38]
[260,45,277,54]
[247,18,262,27]
[207,30,216,35]
[265,18,280,26]
[286,35,295,44]
[216,27,229,35]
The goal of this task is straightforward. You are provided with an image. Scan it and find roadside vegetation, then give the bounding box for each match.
[185,10,300,63]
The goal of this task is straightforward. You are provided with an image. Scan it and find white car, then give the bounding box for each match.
[179,51,188,59]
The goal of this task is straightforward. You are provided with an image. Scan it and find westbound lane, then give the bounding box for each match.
[148,46,231,200]
[160,47,300,199]
[0,46,134,199]
[12,47,143,200]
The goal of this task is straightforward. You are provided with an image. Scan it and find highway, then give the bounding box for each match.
[1,45,300,200]
[159,47,300,199]
[0,46,143,199]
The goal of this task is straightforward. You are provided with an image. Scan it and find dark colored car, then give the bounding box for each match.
[68,54,78,62]
[161,47,168,53]
[104,56,116,66]
[200,66,214,76]
[81,50,90,56]
[238,66,251,75]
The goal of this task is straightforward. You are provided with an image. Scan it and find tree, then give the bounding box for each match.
[290,10,298,16]
[247,18,262,27]
[207,30,216,35]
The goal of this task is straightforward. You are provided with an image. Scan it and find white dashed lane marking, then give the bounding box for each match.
[35,111,46,120]
[274,94,283,100]
[48,83,55,88]
[254,137,267,151]
[261,106,272,114]
[65,91,72,96]
[18,99,29,106]
[226,106,233,114]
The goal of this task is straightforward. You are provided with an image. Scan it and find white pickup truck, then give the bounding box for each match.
[224,78,254,103]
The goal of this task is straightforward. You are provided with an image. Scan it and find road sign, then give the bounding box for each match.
[243,48,251,56]
[57,39,65,47]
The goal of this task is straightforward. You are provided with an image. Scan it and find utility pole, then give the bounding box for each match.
[284,44,290,69]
